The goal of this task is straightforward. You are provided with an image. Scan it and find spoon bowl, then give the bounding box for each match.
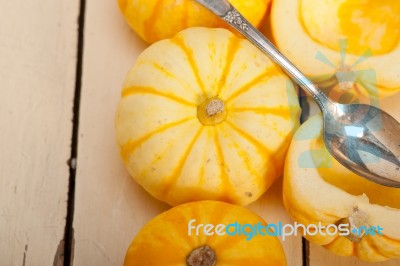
[196,0,400,187]
[324,102,400,186]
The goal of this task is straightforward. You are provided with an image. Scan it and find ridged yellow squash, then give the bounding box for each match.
[124,201,286,266]
[115,28,301,206]
[284,115,400,262]
[118,0,271,43]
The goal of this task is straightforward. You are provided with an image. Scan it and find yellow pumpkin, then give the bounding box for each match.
[115,27,301,206]
[271,0,400,99]
[117,0,271,43]
[283,115,400,262]
[124,201,286,266]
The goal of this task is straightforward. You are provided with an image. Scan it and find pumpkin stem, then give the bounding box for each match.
[186,245,217,266]
[335,64,356,91]
[197,97,227,126]
[339,207,369,242]
[206,99,224,117]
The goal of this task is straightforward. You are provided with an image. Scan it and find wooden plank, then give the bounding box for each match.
[248,180,303,266]
[0,0,80,265]
[72,1,164,265]
[73,0,302,265]
[307,93,400,265]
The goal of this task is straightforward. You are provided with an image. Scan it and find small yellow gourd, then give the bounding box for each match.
[115,27,301,206]
[124,201,287,266]
[117,0,271,43]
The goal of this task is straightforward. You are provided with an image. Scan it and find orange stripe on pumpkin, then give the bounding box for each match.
[150,62,192,89]
[213,127,238,204]
[229,106,291,120]
[224,120,280,180]
[197,161,206,187]
[224,120,274,158]
[120,117,195,161]
[225,66,280,103]
[162,127,204,194]
[211,228,243,251]
[170,36,208,97]
[203,203,233,246]
[216,36,241,96]
[122,86,196,107]
[221,125,264,184]
[180,0,189,29]
[163,207,199,249]
[143,0,162,43]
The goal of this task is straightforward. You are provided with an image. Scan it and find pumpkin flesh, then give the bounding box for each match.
[271,0,400,98]
[300,0,400,56]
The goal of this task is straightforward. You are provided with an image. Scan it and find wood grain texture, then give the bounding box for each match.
[3,0,399,265]
[0,0,79,265]
[307,93,400,266]
[72,0,302,265]
[72,1,168,265]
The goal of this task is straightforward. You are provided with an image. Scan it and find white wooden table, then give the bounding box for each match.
[0,0,399,265]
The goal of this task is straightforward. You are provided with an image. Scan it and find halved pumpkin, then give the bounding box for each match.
[283,114,400,262]
[271,0,400,100]
[115,27,301,206]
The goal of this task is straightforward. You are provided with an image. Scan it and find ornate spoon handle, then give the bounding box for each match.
[195,0,330,111]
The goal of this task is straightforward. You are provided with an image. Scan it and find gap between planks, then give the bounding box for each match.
[63,0,87,265]
[299,89,311,266]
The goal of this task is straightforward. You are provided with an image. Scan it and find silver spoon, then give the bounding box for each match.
[196,0,400,187]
